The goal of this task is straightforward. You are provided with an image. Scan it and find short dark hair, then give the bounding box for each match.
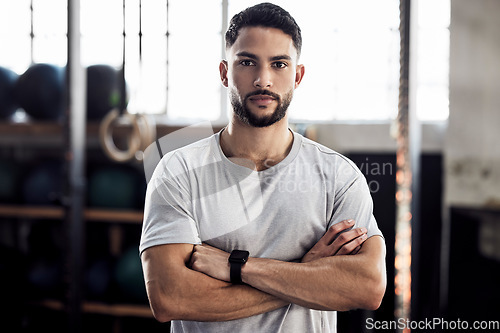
[225,2,302,58]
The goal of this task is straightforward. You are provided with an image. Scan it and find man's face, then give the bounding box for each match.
[220,27,304,127]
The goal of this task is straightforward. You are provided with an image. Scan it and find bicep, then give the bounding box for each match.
[141,243,197,321]
[142,243,206,300]
[141,243,194,279]
[359,236,386,262]
[358,235,386,285]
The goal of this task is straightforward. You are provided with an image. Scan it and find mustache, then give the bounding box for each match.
[245,90,281,101]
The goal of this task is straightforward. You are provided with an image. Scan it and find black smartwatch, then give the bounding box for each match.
[228,250,249,284]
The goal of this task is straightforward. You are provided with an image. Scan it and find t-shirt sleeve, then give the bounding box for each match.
[328,161,383,239]
[139,155,201,254]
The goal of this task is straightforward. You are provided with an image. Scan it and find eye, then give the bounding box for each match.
[240,60,255,66]
[272,61,288,69]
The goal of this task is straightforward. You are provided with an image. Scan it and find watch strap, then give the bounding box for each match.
[230,260,243,284]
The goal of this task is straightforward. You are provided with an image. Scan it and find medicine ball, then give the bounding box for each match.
[26,219,64,298]
[0,159,22,203]
[27,257,63,297]
[114,246,147,302]
[88,165,140,209]
[85,256,115,299]
[15,63,65,120]
[0,245,26,330]
[0,66,19,119]
[22,160,64,205]
[86,64,124,120]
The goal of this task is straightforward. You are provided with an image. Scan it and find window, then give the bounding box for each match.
[416,0,450,121]
[0,0,449,122]
[0,0,67,72]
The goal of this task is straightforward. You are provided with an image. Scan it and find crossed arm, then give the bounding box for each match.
[141,219,386,323]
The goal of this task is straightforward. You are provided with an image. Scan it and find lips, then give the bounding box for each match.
[250,95,275,101]
[249,96,275,107]
[247,92,278,107]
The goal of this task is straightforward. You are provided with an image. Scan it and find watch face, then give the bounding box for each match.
[229,250,249,263]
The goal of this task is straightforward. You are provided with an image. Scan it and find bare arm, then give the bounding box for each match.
[192,234,386,312]
[141,243,287,323]
[141,220,367,322]
[242,236,386,311]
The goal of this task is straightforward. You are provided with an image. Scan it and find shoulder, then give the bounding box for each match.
[153,133,219,181]
[167,134,215,160]
[294,132,362,177]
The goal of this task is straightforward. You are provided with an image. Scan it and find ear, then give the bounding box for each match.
[294,64,305,89]
[219,60,229,87]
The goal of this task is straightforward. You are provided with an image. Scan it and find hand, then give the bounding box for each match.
[301,219,367,263]
[190,243,231,282]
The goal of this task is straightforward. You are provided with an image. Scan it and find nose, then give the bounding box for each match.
[254,67,272,89]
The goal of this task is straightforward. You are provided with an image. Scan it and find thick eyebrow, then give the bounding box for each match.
[270,55,292,62]
[236,51,258,60]
[236,51,292,62]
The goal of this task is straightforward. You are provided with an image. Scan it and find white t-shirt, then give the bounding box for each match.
[140,130,382,333]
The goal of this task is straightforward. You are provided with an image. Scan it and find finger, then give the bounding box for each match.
[323,219,356,244]
[336,234,367,256]
[350,245,362,255]
[189,250,196,268]
[189,245,202,268]
[330,227,366,255]
[199,243,227,255]
[332,226,366,248]
[315,227,365,258]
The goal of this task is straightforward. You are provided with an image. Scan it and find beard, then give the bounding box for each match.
[230,88,293,128]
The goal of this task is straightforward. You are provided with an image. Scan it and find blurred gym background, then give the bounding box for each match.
[0,0,499,332]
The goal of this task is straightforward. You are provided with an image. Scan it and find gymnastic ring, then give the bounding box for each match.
[135,113,156,153]
[99,109,142,162]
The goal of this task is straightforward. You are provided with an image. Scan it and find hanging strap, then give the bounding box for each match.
[119,0,127,116]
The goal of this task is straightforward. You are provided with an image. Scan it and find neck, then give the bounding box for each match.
[221,115,293,171]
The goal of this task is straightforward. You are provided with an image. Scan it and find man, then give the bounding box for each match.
[140,3,386,332]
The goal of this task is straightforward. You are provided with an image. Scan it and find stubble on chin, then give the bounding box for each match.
[229,88,293,128]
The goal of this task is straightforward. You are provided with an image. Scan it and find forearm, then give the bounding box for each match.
[241,236,386,311]
[154,271,286,322]
[142,244,287,323]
